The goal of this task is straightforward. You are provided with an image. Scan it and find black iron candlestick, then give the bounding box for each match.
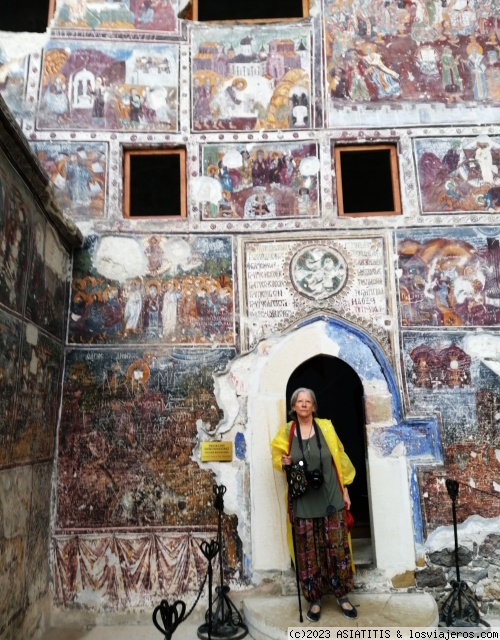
[439,479,489,628]
[197,484,248,640]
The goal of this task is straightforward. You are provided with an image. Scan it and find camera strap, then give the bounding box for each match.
[294,419,323,474]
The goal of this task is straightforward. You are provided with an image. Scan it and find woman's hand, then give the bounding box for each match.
[281,454,292,468]
[343,486,351,510]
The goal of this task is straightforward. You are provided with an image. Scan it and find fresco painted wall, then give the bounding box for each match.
[68,234,234,345]
[323,0,500,111]
[37,41,179,132]
[0,113,72,638]
[53,345,240,607]
[1,0,500,621]
[414,135,500,214]
[198,141,320,220]
[397,227,500,328]
[32,142,107,220]
[397,227,500,543]
[53,0,180,36]
[191,24,313,131]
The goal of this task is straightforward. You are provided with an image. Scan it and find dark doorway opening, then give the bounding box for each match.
[194,0,306,22]
[0,0,53,32]
[286,355,371,540]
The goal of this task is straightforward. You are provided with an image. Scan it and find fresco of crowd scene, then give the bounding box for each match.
[69,274,234,344]
[200,142,320,219]
[324,0,500,106]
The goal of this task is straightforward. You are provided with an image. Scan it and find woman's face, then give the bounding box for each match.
[293,391,315,421]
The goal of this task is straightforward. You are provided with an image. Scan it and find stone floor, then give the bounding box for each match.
[38,591,441,640]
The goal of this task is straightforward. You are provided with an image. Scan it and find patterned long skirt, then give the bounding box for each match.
[294,510,353,603]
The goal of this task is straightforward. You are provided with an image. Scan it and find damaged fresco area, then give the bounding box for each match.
[52,0,180,35]
[0,309,21,468]
[397,227,500,328]
[69,234,234,345]
[11,327,64,465]
[31,141,107,220]
[0,166,30,315]
[57,346,237,529]
[0,46,29,124]
[414,136,500,214]
[54,345,241,606]
[37,41,178,131]
[25,221,70,342]
[191,24,312,131]
[324,0,500,122]
[196,141,320,219]
[402,329,500,533]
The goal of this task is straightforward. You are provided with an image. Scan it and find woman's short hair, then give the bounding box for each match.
[289,387,318,416]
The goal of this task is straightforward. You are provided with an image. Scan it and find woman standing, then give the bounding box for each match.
[271,387,357,622]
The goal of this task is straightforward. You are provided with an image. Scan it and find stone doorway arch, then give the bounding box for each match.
[236,315,441,583]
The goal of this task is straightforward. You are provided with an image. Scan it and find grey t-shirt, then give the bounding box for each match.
[290,425,345,519]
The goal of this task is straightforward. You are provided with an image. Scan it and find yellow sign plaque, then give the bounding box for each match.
[200,441,233,462]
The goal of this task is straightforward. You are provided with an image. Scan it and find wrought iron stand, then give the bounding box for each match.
[197,484,248,640]
[152,484,247,640]
[439,479,490,629]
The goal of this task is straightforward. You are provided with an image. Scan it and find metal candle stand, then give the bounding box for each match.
[197,484,248,640]
[152,484,248,640]
[439,479,490,629]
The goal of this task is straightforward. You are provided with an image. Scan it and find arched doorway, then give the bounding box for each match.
[286,355,370,541]
[240,316,420,580]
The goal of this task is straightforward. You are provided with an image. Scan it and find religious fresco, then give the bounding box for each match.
[0,47,29,123]
[25,221,70,341]
[0,167,30,314]
[0,309,21,469]
[69,234,234,345]
[37,41,178,131]
[10,328,63,465]
[241,235,388,350]
[402,329,500,531]
[191,25,312,131]
[31,141,107,219]
[57,346,236,530]
[53,0,179,35]
[197,142,320,219]
[323,0,500,118]
[414,135,500,214]
[397,227,500,328]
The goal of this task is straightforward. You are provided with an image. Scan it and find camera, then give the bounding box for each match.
[306,468,324,490]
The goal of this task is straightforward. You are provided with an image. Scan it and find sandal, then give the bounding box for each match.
[306,601,321,622]
[337,596,358,619]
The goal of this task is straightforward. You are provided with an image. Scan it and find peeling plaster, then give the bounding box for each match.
[426,515,500,554]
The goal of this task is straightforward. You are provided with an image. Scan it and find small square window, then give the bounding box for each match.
[193,0,308,22]
[123,149,187,219]
[334,144,402,217]
[0,0,54,32]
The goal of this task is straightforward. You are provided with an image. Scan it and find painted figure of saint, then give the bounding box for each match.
[467,42,488,100]
[123,279,142,336]
[362,44,400,98]
[441,46,463,93]
[42,75,70,122]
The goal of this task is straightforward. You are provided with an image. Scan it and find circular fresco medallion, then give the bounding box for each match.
[290,245,348,300]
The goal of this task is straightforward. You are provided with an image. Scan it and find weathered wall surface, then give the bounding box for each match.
[0,100,77,638]
[1,0,500,622]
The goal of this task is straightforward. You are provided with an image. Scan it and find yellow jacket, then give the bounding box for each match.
[270,418,356,568]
